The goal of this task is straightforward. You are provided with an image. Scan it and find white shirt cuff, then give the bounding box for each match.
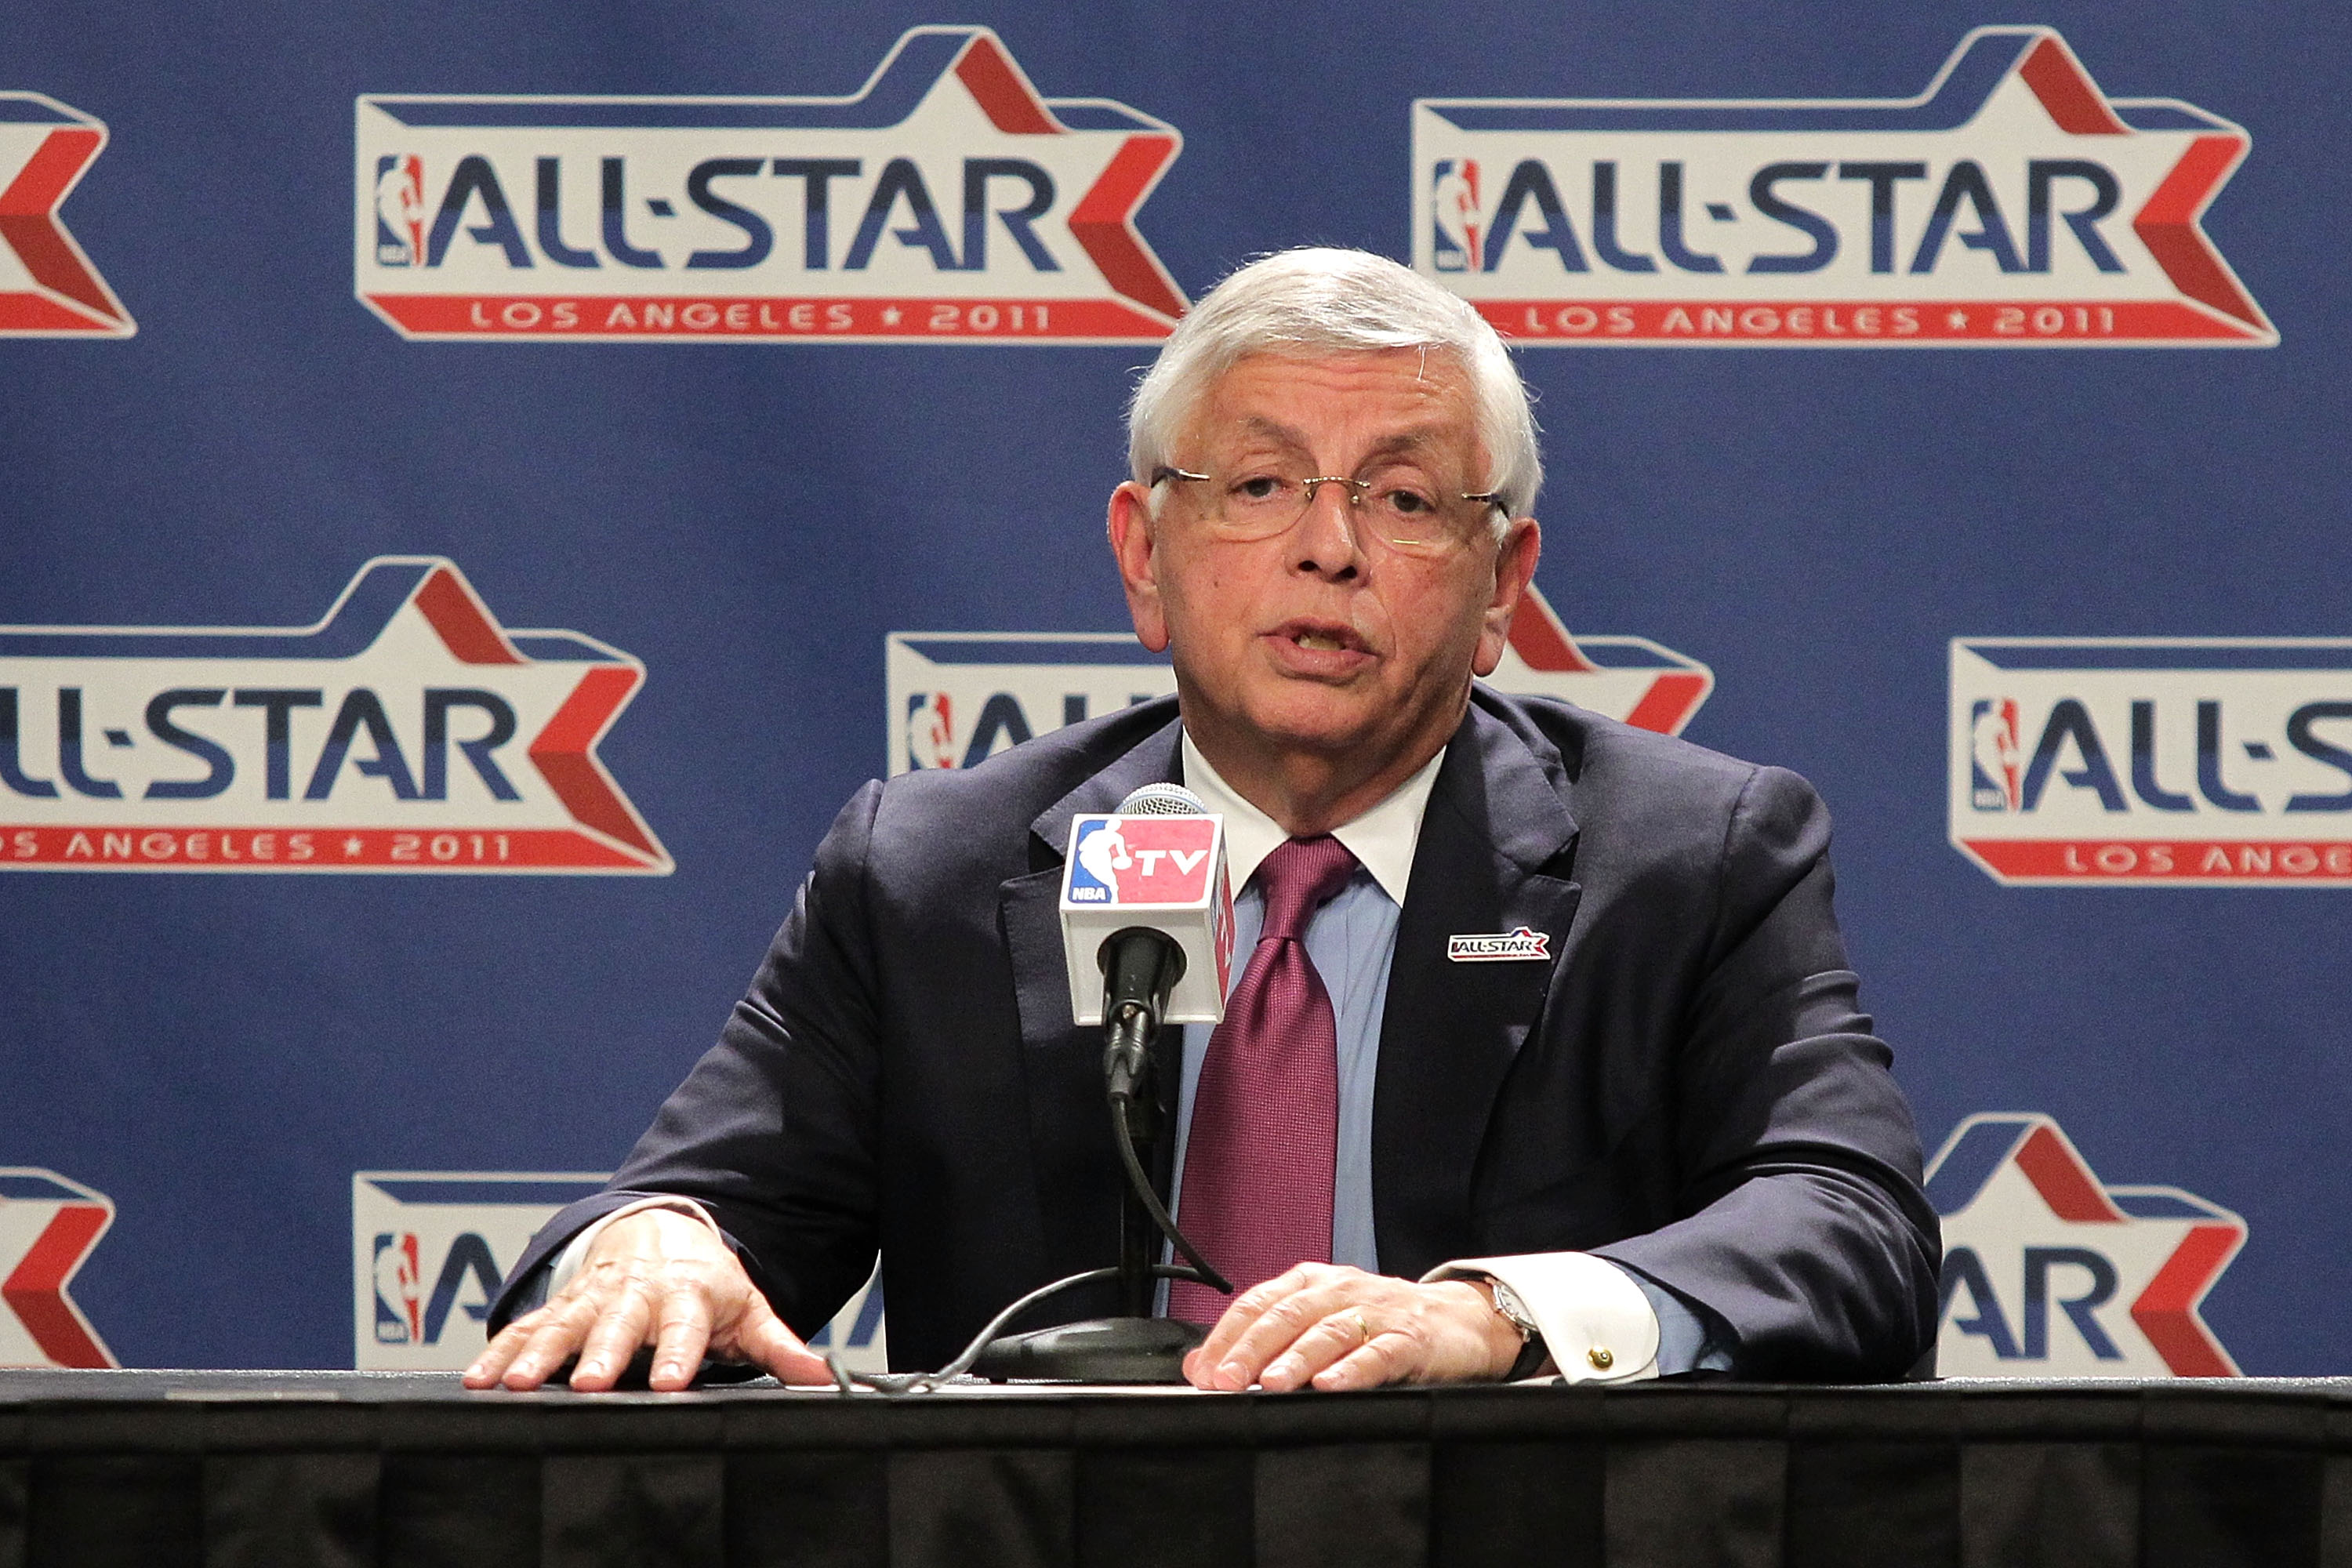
[547,1196,723,1294]
[1424,1252,1663,1384]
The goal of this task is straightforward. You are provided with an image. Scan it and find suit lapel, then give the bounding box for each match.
[1371,699,1582,1280]
[1001,717,1184,1276]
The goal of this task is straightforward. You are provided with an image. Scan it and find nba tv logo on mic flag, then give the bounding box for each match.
[1060,813,1232,1026]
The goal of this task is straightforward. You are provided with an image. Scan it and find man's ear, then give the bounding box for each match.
[1472,517,1542,678]
[1108,481,1171,653]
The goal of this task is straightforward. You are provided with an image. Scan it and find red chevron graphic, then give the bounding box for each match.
[412,565,526,665]
[1507,581,1600,675]
[528,663,662,861]
[953,33,1060,136]
[945,32,1187,327]
[2131,1223,2245,1378]
[1498,585,1713,736]
[0,1172,116,1368]
[2015,35,2129,136]
[2134,134,2267,332]
[2012,1123,2127,1222]
[0,100,133,337]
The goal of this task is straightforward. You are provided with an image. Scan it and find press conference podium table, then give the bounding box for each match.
[5,1370,2351,1567]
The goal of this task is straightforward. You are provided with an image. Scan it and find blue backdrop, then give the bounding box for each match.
[2,0,2342,1376]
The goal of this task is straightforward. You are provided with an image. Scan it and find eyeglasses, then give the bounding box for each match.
[1149,465,1505,556]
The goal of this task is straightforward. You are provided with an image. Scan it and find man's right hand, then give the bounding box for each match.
[462,1208,832,1392]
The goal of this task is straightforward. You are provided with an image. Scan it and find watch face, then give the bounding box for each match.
[1490,1279,1538,1338]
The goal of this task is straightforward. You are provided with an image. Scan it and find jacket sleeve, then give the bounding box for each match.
[1591,764,1943,1381]
[489,780,890,1338]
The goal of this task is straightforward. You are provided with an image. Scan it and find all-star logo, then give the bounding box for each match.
[0,557,670,873]
[0,93,134,337]
[1414,27,2272,347]
[886,583,1714,774]
[354,27,1185,343]
[1446,927,1552,962]
[0,1169,115,1368]
[1928,1113,2245,1377]
[1950,637,2352,885]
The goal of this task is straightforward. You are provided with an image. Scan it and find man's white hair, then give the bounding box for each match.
[1127,247,1544,527]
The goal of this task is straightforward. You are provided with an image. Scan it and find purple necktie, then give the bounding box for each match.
[1169,834,1359,1325]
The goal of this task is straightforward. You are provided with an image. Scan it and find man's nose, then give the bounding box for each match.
[1290,478,1366,575]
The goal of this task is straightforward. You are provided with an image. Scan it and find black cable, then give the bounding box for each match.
[1109,1094,1232,1294]
[820,1022,1232,1396]
[824,1261,1214,1396]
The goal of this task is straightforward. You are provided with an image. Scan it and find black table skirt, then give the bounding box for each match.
[5,1370,2352,1567]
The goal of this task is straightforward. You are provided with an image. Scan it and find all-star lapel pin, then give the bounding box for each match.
[1446,927,1551,962]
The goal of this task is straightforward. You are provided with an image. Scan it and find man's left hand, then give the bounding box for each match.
[1183,1262,1526,1392]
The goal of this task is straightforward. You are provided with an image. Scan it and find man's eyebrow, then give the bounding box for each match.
[1231,416,1312,452]
[1360,428,1448,459]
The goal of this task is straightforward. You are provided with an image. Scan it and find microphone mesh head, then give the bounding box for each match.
[1117,782,1207,817]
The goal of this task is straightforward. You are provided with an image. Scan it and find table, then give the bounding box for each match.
[5,1370,2351,1566]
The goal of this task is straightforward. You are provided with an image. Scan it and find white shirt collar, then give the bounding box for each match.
[1179,732,1445,907]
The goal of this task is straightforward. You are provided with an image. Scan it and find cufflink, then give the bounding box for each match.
[1587,1346,1613,1371]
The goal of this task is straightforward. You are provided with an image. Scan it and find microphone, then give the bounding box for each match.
[1063,782,1236,1295]
[1058,783,1233,1049]
[969,781,1237,1381]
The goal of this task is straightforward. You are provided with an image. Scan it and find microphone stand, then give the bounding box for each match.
[973,930,1230,1383]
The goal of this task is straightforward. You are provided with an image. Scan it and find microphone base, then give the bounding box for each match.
[971,1316,1205,1385]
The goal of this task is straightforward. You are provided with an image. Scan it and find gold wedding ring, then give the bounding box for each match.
[1340,1308,1372,1345]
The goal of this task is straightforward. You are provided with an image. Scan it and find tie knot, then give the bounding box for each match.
[1254,835,1359,941]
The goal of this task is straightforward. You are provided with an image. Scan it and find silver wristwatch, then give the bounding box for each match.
[1485,1276,1551,1378]
[1486,1276,1541,1341]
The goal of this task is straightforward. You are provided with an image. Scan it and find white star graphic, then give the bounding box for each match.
[343,836,365,857]
[1928,1113,2244,1376]
[1946,310,1969,330]
[880,305,902,326]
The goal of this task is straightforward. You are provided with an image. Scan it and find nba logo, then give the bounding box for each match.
[1970,699,2023,811]
[1431,159,1483,272]
[906,692,956,770]
[375,155,425,267]
[1066,816,1121,903]
[373,1232,422,1343]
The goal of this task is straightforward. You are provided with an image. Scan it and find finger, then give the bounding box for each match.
[501,1292,609,1390]
[1259,1309,1381,1393]
[568,1280,661,1392]
[644,1285,717,1392]
[463,1313,546,1388]
[730,1298,834,1387]
[1310,1329,1414,1392]
[1192,1265,1319,1378]
[1210,1283,1363,1390]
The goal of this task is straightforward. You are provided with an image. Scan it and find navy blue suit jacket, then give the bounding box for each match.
[493,688,1940,1378]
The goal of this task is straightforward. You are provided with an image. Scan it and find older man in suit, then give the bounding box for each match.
[469,248,1939,1395]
